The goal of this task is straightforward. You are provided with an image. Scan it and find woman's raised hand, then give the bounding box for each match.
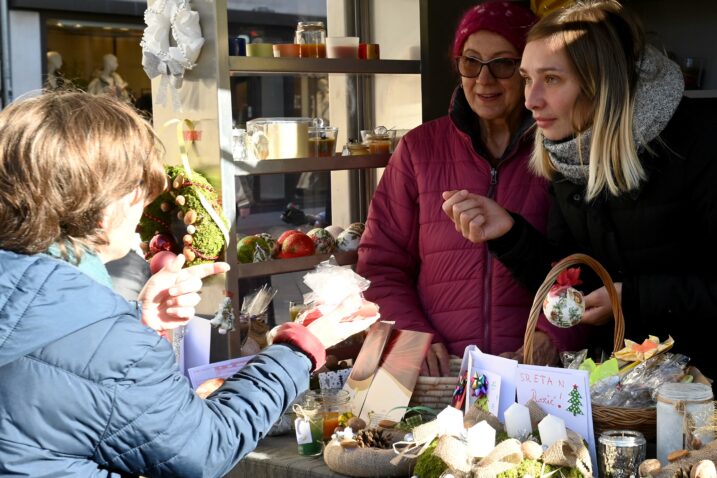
[442,190,514,243]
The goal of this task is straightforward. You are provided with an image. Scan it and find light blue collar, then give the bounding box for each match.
[45,243,114,290]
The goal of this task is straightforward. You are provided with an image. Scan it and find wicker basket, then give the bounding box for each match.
[408,357,463,410]
[522,253,658,439]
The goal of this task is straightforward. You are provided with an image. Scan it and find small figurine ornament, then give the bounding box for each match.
[210,296,236,334]
[543,267,585,328]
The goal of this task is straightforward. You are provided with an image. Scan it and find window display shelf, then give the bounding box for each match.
[236,251,358,279]
[684,89,717,98]
[234,153,389,176]
[229,57,420,75]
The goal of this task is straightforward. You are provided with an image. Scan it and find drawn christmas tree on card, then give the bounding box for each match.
[567,384,584,416]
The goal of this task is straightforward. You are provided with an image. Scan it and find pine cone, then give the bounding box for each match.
[355,428,391,449]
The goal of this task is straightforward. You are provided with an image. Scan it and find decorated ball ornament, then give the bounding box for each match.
[236,235,271,264]
[138,165,227,267]
[324,225,344,240]
[336,228,361,252]
[256,232,276,257]
[307,227,336,254]
[346,222,365,235]
[530,0,575,18]
[542,267,585,328]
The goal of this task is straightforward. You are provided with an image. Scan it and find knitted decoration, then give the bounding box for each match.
[138,165,226,266]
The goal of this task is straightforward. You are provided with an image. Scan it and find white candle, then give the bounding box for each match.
[504,402,532,439]
[437,406,465,437]
[467,420,496,458]
[538,414,567,448]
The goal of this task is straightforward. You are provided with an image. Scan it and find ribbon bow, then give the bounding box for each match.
[141,0,204,109]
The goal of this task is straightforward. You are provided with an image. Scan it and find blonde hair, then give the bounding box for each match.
[528,0,646,200]
[0,90,166,258]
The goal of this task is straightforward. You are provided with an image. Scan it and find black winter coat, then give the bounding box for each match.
[490,97,717,383]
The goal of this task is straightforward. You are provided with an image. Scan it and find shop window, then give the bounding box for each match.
[45,18,151,117]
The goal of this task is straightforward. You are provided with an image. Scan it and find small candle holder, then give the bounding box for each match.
[598,430,646,478]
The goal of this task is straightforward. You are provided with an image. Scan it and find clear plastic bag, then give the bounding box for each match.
[591,353,691,408]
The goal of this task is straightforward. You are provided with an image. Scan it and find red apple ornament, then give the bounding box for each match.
[149,233,176,255]
[278,232,315,258]
[150,250,178,274]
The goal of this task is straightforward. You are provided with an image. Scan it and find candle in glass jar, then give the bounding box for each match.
[327,45,358,59]
[367,139,391,154]
[295,415,324,456]
[326,36,359,59]
[598,430,646,478]
[656,383,714,465]
[299,43,326,58]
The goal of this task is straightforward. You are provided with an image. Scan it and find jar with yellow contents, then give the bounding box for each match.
[306,388,352,440]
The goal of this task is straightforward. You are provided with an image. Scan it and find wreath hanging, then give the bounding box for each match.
[141,0,204,107]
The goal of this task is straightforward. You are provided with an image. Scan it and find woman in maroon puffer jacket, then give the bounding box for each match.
[357,1,586,376]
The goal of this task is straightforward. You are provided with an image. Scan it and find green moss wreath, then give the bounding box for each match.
[138,165,227,266]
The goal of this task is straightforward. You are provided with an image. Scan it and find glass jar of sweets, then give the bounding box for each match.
[295,21,326,58]
[306,388,352,440]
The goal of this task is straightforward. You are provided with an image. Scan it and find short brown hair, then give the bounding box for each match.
[0,91,166,257]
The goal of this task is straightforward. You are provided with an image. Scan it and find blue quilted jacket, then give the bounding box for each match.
[0,250,311,477]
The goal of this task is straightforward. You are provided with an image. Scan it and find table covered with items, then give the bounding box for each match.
[192,253,717,478]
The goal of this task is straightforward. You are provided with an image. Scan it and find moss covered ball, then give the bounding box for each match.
[138,165,227,267]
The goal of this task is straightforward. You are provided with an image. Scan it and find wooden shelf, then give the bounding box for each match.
[234,154,389,176]
[229,57,421,75]
[684,89,717,99]
[236,251,358,279]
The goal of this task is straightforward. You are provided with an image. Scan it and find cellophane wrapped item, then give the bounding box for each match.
[591,353,691,408]
[295,257,381,345]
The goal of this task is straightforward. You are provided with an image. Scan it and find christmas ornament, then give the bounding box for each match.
[542,267,584,328]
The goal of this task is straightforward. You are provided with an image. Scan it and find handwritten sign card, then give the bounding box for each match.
[516,364,596,471]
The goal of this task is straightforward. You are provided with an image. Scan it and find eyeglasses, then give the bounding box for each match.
[455,56,520,79]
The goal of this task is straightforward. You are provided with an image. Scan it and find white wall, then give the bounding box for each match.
[9,10,42,102]
[327,0,422,227]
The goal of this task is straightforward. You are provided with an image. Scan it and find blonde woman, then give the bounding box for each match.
[442,0,717,379]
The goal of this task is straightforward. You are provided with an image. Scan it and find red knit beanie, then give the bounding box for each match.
[452,1,537,57]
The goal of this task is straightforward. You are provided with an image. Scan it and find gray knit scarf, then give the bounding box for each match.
[544,45,685,184]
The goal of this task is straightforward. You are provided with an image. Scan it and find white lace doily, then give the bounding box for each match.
[141,0,204,108]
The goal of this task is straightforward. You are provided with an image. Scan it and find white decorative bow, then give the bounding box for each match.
[141,0,204,108]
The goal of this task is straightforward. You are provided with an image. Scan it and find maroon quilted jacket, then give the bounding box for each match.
[357,89,585,357]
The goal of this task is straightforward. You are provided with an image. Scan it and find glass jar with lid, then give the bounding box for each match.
[342,139,370,156]
[306,388,352,440]
[295,21,326,58]
[361,126,396,154]
[245,117,314,160]
[293,392,324,456]
[656,383,714,464]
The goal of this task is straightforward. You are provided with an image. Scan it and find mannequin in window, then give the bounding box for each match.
[46,51,65,90]
[88,54,131,102]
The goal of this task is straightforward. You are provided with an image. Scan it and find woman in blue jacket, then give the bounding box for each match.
[0,92,330,477]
